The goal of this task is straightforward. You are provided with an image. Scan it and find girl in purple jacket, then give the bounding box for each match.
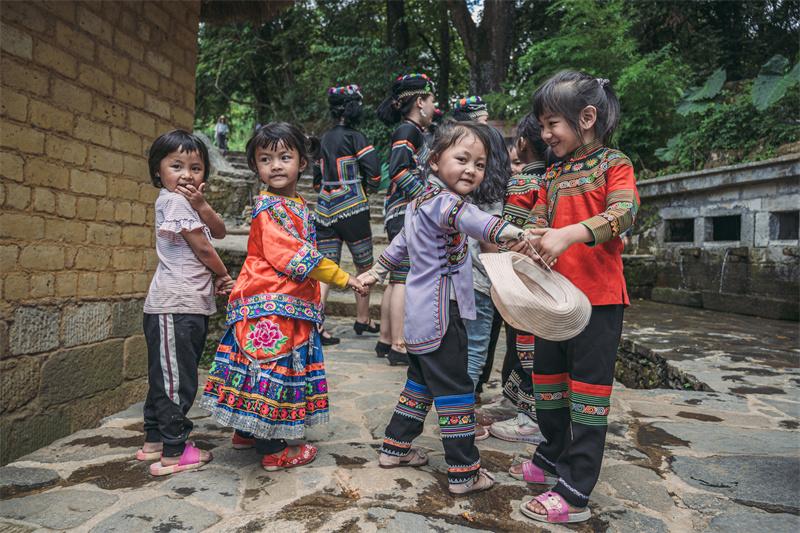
[359,121,524,495]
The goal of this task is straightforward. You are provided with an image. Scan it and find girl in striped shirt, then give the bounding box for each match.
[138,130,233,476]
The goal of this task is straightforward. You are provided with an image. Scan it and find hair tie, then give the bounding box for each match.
[596,78,610,88]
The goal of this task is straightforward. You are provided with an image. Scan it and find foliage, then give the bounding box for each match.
[752,55,800,111]
[194,0,800,172]
[615,47,690,169]
[655,82,800,171]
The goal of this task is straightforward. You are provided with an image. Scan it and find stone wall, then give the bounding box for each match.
[625,154,800,321]
[0,0,201,464]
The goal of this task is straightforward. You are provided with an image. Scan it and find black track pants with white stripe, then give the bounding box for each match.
[143,313,208,457]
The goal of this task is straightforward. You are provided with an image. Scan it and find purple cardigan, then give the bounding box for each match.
[374,179,521,354]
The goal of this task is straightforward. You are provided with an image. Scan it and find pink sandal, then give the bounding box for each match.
[149,442,212,476]
[135,447,162,461]
[261,443,317,471]
[519,491,591,523]
[509,460,558,484]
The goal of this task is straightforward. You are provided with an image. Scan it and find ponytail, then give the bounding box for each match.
[377,96,402,125]
[533,70,621,144]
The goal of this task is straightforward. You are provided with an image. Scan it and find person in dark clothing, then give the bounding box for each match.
[313,85,382,345]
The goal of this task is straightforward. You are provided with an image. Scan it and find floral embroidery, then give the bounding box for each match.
[244,318,288,356]
[286,244,322,281]
[226,293,323,325]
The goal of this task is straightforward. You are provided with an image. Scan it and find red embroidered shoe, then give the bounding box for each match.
[261,444,318,471]
[231,432,256,450]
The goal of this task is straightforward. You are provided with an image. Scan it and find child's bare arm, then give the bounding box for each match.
[176,183,227,239]
[182,229,232,291]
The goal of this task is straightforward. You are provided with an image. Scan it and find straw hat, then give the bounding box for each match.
[480,251,591,341]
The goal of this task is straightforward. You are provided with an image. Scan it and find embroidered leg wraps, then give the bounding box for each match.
[382,378,433,456]
[531,305,624,508]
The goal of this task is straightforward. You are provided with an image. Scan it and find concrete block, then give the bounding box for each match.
[10,306,60,355]
[701,291,799,321]
[65,378,147,432]
[39,339,124,406]
[110,298,144,338]
[651,287,703,308]
[61,302,111,347]
[123,335,147,379]
[0,321,8,359]
[754,212,771,247]
[0,411,71,465]
[0,357,41,413]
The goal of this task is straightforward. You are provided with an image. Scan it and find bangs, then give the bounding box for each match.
[246,122,309,172]
[147,130,210,186]
[532,79,575,122]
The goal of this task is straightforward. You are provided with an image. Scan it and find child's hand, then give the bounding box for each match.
[347,275,368,296]
[176,182,210,211]
[215,273,234,295]
[505,238,530,253]
[530,226,586,266]
[356,271,379,287]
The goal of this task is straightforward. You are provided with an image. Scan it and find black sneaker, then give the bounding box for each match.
[387,349,409,366]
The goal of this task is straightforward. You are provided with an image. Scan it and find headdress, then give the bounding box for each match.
[391,73,436,102]
[328,84,363,107]
[452,95,488,121]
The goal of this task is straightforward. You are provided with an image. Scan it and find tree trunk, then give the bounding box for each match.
[438,1,451,109]
[447,0,514,94]
[386,0,410,64]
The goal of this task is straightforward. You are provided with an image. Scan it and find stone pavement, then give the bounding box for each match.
[2,317,799,532]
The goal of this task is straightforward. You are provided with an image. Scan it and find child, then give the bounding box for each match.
[359,121,525,495]
[138,130,234,476]
[313,85,382,345]
[375,73,437,365]
[508,136,525,175]
[517,71,639,524]
[450,98,511,440]
[200,123,365,471]
[490,113,550,445]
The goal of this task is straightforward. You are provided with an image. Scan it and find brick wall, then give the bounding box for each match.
[0,0,201,464]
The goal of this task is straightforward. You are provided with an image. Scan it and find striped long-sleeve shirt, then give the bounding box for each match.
[383,120,430,225]
[531,141,639,306]
[313,125,381,226]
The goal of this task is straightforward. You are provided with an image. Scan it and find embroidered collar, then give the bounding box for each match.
[427,175,462,197]
[521,161,546,174]
[569,140,604,161]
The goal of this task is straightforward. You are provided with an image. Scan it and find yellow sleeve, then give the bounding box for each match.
[309,258,349,288]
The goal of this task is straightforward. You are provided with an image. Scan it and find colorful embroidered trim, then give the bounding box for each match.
[200,328,329,440]
[328,84,362,97]
[453,95,485,110]
[226,293,323,326]
[503,369,536,416]
[394,379,433,422]
[448,460,481,484]
[286,243,323,281]
[434,393,476,439]
[380,436,413,456]
[533,372,569,410]
[568,379,612,426]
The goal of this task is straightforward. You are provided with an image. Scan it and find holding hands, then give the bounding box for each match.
[215,273,235,295]
[356,271,379,288]
[347,275,369,296]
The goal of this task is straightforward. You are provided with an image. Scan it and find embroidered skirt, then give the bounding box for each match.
[200,326,329,440]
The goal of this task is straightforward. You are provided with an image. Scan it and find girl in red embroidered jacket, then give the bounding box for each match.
[200,123,365,472]
[514,71,640,525]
